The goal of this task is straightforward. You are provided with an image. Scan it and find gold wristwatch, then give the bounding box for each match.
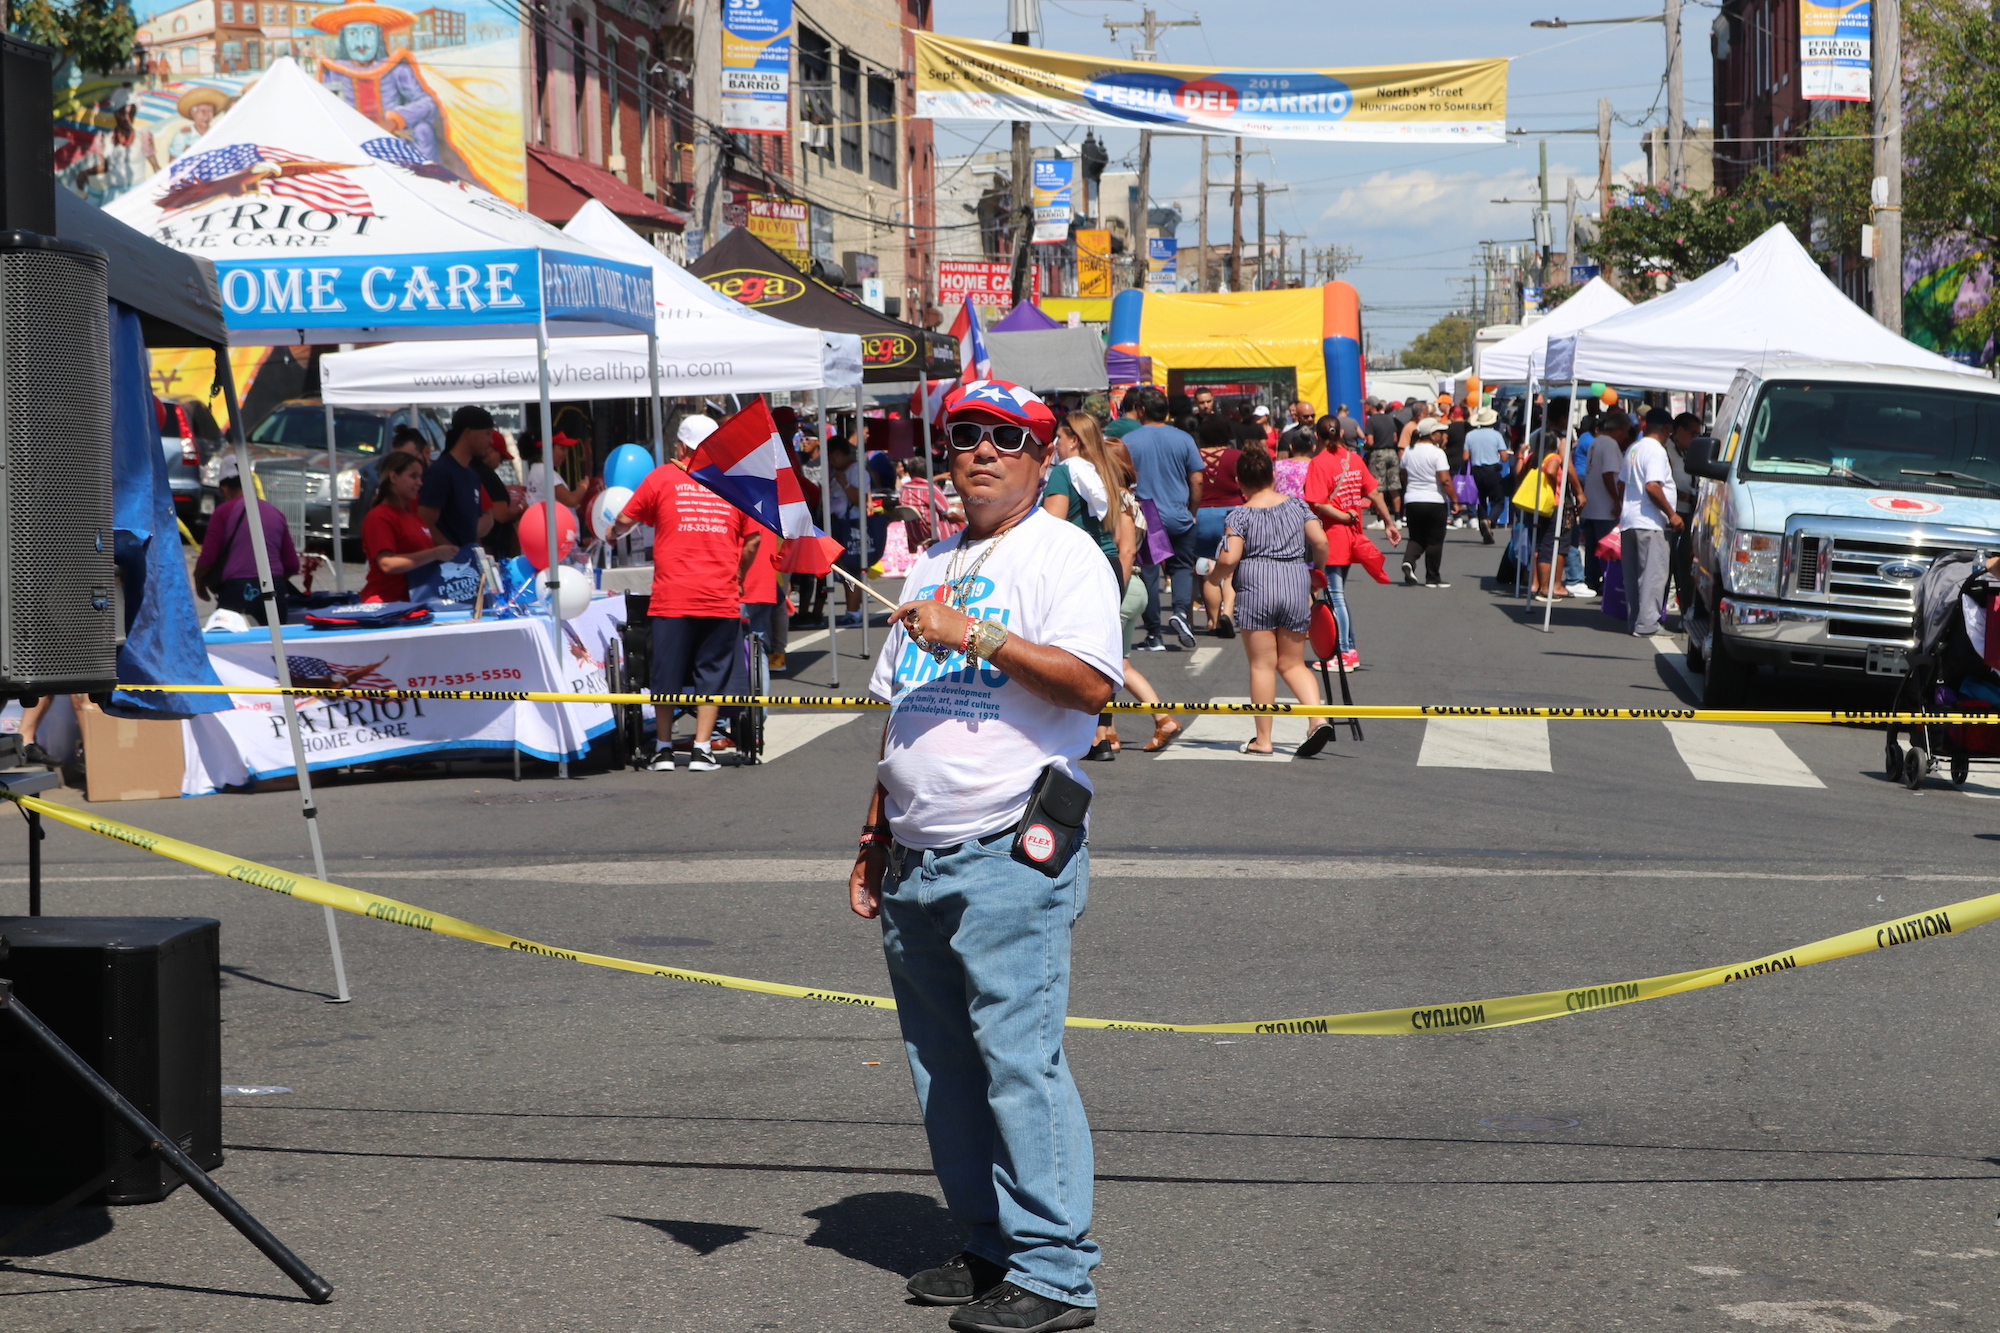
[968,617,1009,662]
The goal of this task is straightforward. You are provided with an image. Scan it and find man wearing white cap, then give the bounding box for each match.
[608,414,761,771]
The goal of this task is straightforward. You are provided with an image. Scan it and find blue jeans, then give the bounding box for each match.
[880,834,1099,1307]
[1140,524,1198,637]
[1324,563,1355,654]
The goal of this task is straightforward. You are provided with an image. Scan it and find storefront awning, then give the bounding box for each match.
[527,146,689,234]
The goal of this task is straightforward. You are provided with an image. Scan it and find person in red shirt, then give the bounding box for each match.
[1302,416,1401,670]
[360,453,458,602]
[608,415,762,772]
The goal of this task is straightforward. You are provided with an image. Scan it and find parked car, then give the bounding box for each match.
[205,401,445,546]
[1683,358,2000,705]
[159,397,223,537]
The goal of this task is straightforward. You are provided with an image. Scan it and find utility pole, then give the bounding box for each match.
[1664,0,1684,189]
[1106,8,1202,291]
[1255,182,1266,289]
[1597,96,1612,213]
[1872,0,1902,333]
[1008,0,1038,306]
[1276,228,1288,289]
[1197,136,1210,292]
[1229,137,1243,293]
[1535,140,1552,288]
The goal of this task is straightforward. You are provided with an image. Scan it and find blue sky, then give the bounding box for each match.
[931,0,1718,350]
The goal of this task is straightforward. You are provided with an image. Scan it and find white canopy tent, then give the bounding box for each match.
[1545,225,1986,394]
[1475,277,1633,382]
[103,59,658,996]
[320,200,862,416]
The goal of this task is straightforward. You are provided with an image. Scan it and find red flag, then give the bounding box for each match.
[778,534,846,576]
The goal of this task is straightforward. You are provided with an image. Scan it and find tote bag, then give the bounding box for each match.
[1452,459,1480,506]
[1511,468,1557,517]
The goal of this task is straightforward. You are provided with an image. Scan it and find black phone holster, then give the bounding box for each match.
[1010,764,1091,877]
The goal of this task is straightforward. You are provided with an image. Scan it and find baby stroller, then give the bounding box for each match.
[1885,550,2000,789]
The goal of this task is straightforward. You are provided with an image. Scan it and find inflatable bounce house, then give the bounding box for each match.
[1106,283,1365,416]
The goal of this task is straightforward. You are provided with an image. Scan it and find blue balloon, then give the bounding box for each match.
[606,443,657,493]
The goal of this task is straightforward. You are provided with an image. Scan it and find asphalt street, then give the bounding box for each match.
[4,524,1998,1332]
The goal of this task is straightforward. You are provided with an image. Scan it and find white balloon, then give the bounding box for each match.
[541,563,594,620]
[592,485,634,537]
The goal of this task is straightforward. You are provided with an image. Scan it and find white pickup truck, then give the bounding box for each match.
[1684,358,2000,705]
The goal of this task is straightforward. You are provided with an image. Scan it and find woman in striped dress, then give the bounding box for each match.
[1211,447,1336,758]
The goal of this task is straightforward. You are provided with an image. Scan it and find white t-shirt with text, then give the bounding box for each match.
[869,508,1124,848]
[1400,442,1452,505]
[1619,436,1676,531]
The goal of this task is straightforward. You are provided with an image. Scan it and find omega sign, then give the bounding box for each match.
[705,269,803,307]
[864,332,917,367]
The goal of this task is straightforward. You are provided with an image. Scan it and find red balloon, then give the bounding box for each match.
[519,501,579,570]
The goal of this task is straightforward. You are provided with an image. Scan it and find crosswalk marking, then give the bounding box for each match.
[1417,718,1552,771]
[1660,721,1824,787]
[1153,696,1312,761]
[759,712,862,763]
[1186,646,1228,675]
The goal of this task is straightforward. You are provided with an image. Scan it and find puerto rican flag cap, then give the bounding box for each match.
[943,379,1059,445]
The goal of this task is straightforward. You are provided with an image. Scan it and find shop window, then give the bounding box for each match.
[867,74,895,186]
[838,53,861,172]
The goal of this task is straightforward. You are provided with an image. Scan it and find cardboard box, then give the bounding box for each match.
[77,701,185,801]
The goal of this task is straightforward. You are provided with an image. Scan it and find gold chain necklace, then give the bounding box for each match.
[919,518,1021,663]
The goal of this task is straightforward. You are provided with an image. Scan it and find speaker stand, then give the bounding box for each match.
[0,769,60,915]
[0,977,333,1303]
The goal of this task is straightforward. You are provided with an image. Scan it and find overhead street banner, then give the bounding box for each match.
[914,33,1507,143]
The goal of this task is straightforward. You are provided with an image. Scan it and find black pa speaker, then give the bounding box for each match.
[0,231,118,697]
[0,917,222,1205]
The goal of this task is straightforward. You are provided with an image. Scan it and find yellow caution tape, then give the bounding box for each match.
[11,793,1996,1035]
[108,684,2000,725]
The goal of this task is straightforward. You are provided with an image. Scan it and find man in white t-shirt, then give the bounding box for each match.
[849,378,1120,1331]
[1581,410,1633,594]
[1618,408,1683,636]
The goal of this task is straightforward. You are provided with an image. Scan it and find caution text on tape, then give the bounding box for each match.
[110,684,2000,725]
[11,793,1995,1035]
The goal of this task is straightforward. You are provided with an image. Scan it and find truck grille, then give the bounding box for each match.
[1824,534,1938,613]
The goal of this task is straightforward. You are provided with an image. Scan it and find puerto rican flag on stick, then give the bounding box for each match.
[685,399,822,540]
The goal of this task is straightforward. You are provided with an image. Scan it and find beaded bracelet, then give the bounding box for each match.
[957,617,979,659]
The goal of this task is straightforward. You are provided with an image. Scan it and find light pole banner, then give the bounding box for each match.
[721,0,793,133]
[1800,1,1871,101]
[1032,158,1075,244]
[916,33,1506,143]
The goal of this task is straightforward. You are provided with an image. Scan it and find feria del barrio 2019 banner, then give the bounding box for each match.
[913,33,1507,143]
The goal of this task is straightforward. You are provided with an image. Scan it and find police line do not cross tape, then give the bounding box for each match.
[109,684,2000,726]
[10,792,1992,1036]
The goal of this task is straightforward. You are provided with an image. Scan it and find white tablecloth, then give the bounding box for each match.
[182,598,627,795]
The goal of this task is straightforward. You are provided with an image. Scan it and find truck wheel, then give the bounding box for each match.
[1684,598,1708,671]
[1703,629,1753,708]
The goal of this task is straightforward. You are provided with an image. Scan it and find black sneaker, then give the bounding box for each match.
[1168,613,1197,649]
[20,741,56,768]
[907,1251,1008,1306]
[1135,636,1168,652]
[1401,561,1420,586]
[947,1280,1096,1332]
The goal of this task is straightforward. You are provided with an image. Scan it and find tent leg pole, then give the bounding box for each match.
[218,353,350,1005]
[854,385,869,661]
[1543,381,1577,634]
[536,321,569,780]
[647,330,665,468]
[819,388,836,689]
[322,403,343,593]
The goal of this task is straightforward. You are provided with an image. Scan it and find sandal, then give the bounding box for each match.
[1294,723,1335,759]
[1238,740,1275,755]
[1140,719,1183,752]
